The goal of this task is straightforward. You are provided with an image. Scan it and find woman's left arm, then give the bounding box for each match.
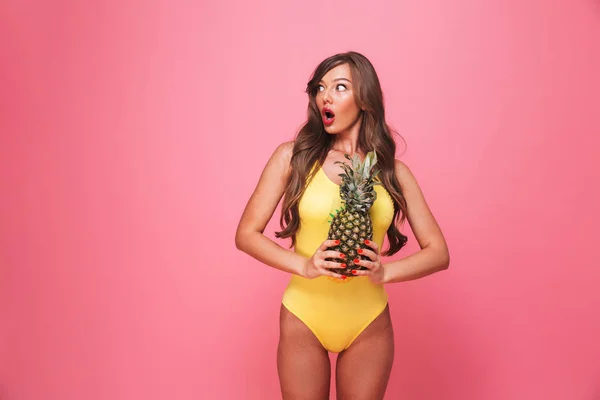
[381,160,450,284]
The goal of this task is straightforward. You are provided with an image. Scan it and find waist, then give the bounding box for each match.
[282,274,387,303]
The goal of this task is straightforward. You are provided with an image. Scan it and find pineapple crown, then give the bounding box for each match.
[335,151,381,213]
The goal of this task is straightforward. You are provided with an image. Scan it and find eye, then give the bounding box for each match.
[336,84,347,91]
[317,85,325,92]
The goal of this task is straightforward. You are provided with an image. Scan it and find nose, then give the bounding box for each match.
[322,88,332,104]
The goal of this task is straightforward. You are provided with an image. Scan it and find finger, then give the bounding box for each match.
[319,266,346,280]
[356,247,377,261]
[319,239,340,251]
[363,239,379,253]
[321,250,346,260]
[316,258,344,270]
[349,268,371,276]
[322,261,347,270]
[353,258,378,271]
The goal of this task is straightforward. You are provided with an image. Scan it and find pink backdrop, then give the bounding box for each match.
[2,0,599,399]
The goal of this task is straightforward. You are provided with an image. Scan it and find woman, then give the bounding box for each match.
[235,51,450,399]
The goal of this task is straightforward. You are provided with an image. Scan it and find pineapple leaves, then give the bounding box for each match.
[363,154,372,177]
[333,150,380,212]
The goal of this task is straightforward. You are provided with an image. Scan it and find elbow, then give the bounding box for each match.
[439,249,450,270]
[428,242,450,271]
[235,229,246,251]
[235,236,245,252]
[423,240,450,271]
[235,228,259,252]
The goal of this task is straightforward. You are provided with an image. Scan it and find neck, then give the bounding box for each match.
[331,114,362,157]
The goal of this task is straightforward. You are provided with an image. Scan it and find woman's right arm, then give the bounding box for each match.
[234,141,308,276]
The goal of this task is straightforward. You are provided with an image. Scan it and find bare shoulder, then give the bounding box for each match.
[269,140,294,172]
[274,140,295,155]
[276,140,294,158]
[393,159,410,174]
[235,140,295,237]
[393,159,418,188]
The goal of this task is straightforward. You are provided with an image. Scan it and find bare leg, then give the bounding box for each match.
[277,304,331,400]
[335,305,394,400]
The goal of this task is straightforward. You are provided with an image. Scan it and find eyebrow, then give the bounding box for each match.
[319,78,352,84]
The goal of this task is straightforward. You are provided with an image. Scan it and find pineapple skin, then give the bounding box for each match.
[326,208,373,277]
[324,150,381,277]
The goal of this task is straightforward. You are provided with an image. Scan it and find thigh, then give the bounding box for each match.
[277,304,331,400]
[335,305,394,400]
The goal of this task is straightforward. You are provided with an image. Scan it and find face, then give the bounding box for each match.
[315,63,362,135]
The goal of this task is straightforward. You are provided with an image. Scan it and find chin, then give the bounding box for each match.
[324,126,340,135]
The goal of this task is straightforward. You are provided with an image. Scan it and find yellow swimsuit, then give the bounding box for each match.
[281,164,395,353]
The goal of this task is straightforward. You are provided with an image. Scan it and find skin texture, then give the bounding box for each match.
[235,62,449,399]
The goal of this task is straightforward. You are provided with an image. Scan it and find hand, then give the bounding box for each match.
[302,239,348,280]
[351,239,385,284]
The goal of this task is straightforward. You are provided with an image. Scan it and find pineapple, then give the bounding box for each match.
[326,151,381,277]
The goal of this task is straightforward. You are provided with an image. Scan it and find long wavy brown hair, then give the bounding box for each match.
[275,51,409,256]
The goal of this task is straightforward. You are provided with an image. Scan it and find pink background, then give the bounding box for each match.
[2,0,600,399]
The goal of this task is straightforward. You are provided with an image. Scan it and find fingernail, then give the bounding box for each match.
[339,253,345,258]
[351,270,357,274]
[341,276,346,280]
[341,263,346,268]
[364,239,370,245]
[357,249,363,254]
[335,240,340,244]
[354,258,360,264]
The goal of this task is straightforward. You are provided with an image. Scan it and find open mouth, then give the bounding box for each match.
[322,108,335,125]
